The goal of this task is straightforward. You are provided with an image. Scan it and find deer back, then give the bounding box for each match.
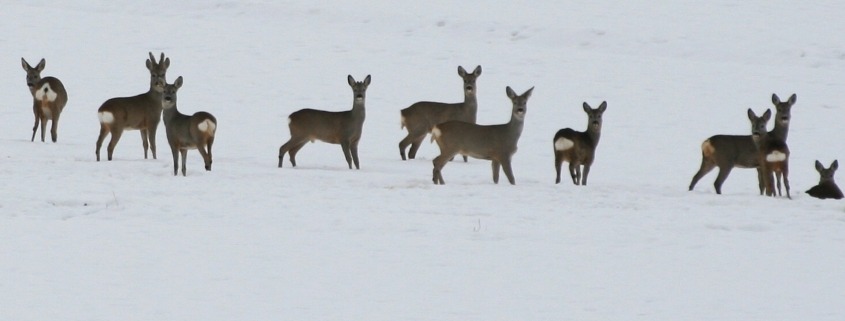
[287,74,370,144]
[97,52,170,129]
[21,58,68,113]
[400,65,481,131]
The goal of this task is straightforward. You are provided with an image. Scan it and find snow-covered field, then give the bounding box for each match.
[2,1,845,320]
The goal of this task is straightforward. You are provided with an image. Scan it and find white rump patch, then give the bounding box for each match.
[554,137,574,151]
[400,116,406,129]
[432,126,441,138]
[766,151,787,162]
[198,119,216,135]
[98,111,115,124]
[34,83,58,102]
[287,117,292,125]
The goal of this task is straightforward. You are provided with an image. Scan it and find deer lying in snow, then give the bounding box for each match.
[431,86,533,185]
[161,76,217,176]
[278,75,371,169]
[806,160,843,200]
[21,57,68,143]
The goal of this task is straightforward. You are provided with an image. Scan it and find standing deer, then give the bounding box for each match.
[553,101,607,185]
[278,75,371,169]
[95,52,170,161]
[748,108,790,198]
[431,86,533,185]
[399,65,481,161]
[805,160,843,200]
[21,58,68,143]
[161,76,217,176]
[688,93,796,194]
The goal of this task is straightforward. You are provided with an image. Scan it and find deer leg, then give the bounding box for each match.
[197,141,212,172]
[755,167,765,195]
[350,139,361,170]
[554,152,564,184]
[689,158,716,191]
[491,160,501,184]
[288,142,307,167]
[341,142,353,169]
[31,105,40,142]
[205,138,214,171]
[501,158,516,185]
[180,149,188,176]
[775,171,783,197]
[399,133,414,160]
[432,153,453,185]
[713,165,733,195]
[581,164,592,186]
[568,162,578,185]
[278,138,298,168]
[96,125,109,161]
[50,112,59,143]
[39,113,47,142]
[148,125,159,160]
[140,129,150,159]
[106,129,124,161]
[408,135,425,160]
[783,164,791,199]
[170,145,180,176]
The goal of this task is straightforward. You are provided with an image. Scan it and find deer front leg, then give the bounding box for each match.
[581,163,592,186]
[783,163,791,199]
[140,129,150,159]
[148,125,159,159]
[170,145,180,176]
[31,104,40,142]
[180,149,188,176]
[491,160,501,184]
[350,139,361,170]
[501,158,516,185]
[341,141,353,169]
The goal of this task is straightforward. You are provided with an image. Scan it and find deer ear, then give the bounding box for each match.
[21,58,29,71]
[146,58,153,71]
[788,93,797,105]
[506,86,516,99]
[772,93,781,105]
[457,66,467,76]
[473,65,482,76]
[583,102,592,113]
[347,75,355,86]
[747,108,756,120]
[162,57,171,70]
[363,75,371,86]
[36,58,46,71]
[522,86,534,99]
[816,160,825,172]
[832,160,839,171]
[175,76,183,88]
[598,101,607,112]
[762,109,772,121]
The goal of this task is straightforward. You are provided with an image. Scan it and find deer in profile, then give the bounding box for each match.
[431,86,533,185]
[553,101,607,185]
[95,52,170,161]
[21,58,68,143]
[806,160,843,200]
[161,76,217,176]
[688,93,796,194]
[748,108,790,198]
[278,75,371,169]
[399,65,481,161]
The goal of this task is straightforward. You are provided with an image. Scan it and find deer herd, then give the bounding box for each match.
[19,53,842,200]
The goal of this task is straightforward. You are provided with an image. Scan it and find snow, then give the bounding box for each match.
[2,1,845,320]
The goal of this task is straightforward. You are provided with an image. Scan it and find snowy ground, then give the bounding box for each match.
[2,1,845,320]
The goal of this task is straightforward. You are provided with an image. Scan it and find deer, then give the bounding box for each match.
[805,160,843,200]
[95,52,170,161]
[553,101,607,185]
[399,65,481,162]
[748,108,790,198]
[21,58,68,143]
[160,76,217,176]
[688,93,796,194]
[278,75,371,169]
[431,86,533,185]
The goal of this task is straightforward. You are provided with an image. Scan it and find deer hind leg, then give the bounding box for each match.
[408,134,426,160]
[568,162,580,185]
[713,165,734,195]
[197,140,212,172]
[689,157,716,191]
[775,171,783,197]
[491,160,501,184]
[49,111,60,143]
[554,152,564,184]
[148,125,159,160]
[38,113,48,142]
[106,128,124,161]
[205,137,214,171]
[399,132,416,160]
[96,125,109,161]
[501,158,516,185]
[278,137,302,168]
[432,152,454,185]
[783,163,791,199]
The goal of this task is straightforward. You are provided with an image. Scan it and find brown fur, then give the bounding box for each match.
[21,58,68,143]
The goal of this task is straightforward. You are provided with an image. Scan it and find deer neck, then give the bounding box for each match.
[770,120,789,141]
[586,125,602,147]
[351,99,366,120]
[161,105,184,126]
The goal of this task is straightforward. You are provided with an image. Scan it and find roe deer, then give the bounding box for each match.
[161,76,217,176]
[553,101,607,185]
[688,93,796,194]
[95,52,170,161]
[21,58,68,143]
[748,108,790,198]
[806,160,843,200]
[278,75,371,169]
[399,65,481,161]
[431,86,533,185]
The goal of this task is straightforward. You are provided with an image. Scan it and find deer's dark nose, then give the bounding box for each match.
[465,85,474,92]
